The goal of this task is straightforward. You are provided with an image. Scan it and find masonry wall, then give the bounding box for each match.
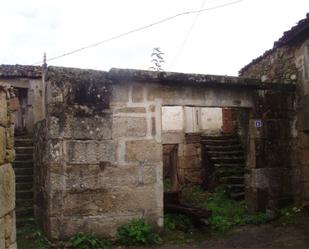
[0,78,44,133]
[0,86,16,249]
[34,67,259,240]
[240,42,304,208]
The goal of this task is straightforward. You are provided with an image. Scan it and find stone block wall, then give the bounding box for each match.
[162,131,203,185]
[34,67,164,240]
[240,43,305,208]
[0,85,16,249]
[34,66,297,240]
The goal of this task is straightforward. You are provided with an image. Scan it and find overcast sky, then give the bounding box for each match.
[0,0,308,76]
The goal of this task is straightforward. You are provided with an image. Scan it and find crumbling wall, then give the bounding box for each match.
[0,85,16,249]
[240,45,300,209]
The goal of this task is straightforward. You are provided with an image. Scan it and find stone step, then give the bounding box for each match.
[201,135,238,140]
[229,192,245,200]
[16,207,33,217]
[202,139,240,146]
[15,147,34,154]
[16,182,33,191]
[16,199,33,208]
[15,153,33,160]
[204,144,242,152]
[220,176,244,184]
[16,190,33,200]
[14,167,33,176]
[208,151,244,157]
[215,168,245,177]
[226,184,245,192]
[16,175,33,183]
[16,217,35,227]
[14,138,33,147]
[214,163,245,168]
[13,161,33,169]
[211,156,245,163]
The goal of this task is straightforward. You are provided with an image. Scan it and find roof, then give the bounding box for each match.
[108,68,295,91]
[0,64,295,91]
[239,13,309,75]
[0,64,42,78]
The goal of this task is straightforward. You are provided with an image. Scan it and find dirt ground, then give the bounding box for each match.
[17,214,309,249]
[133,216,309,249]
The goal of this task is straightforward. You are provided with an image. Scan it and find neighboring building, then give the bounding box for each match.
[0,65,44,134]
[240,13,309,205]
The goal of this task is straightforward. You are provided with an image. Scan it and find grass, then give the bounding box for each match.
[17,219,52,249]
[181,185,272,232]
[17,186,306,248]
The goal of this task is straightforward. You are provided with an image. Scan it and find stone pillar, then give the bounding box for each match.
[0,85,16,249]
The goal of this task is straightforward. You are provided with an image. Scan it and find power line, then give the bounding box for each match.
[32,0,244,65]
[170,0,207,69]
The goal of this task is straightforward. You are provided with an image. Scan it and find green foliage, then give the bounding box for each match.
[17,220,52,249]
[180,185,271,233]
[181,185,208,209]
[277,206,303,226]
[149,47,165,71]
[207,187,270,232]
[164,179,172,192]
[69,233,112,249]
[116,218,161,246]
[164,214,176,232]
[164,214,193,232]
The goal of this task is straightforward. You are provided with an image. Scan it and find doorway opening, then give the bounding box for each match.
[161,106,250,219]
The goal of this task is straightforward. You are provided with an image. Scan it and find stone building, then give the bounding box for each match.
[1,13,309,243]
[240,13,309,206]
[0,85,17,249]
[31,66,292,240]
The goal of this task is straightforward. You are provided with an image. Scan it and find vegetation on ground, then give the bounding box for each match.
[17,186,305,248]
[182,185,271,232]
[116,218,161,246]
[69,233,112,249]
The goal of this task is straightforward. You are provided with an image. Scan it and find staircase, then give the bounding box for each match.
[201,134,245,200]
[13,135,34,224]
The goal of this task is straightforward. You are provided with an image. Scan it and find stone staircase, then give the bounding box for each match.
[13,135,34,224]
[201,134,245,200]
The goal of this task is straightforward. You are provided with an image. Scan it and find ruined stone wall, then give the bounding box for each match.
[240,44,302,208]
[35,67,258,240]
[0,85,16,249]
[0,78,44,133]
[162,131,203,185]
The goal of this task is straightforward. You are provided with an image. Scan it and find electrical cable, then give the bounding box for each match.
[170,0,207,69]
[32,0,243,65]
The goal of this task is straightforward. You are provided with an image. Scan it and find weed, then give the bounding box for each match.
[116,218,161,246]
[164,214,176,232]
[164,213,194,232]
[277,206,303,226]
[69,233,112,249]
[180,185,271,232]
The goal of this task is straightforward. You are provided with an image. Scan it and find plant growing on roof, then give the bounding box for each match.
[149,47,165,71]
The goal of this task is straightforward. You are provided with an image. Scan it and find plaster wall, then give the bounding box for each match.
[200,107,222,133]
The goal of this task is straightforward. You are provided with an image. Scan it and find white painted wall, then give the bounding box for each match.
[201,107,223,133]
[162,106,184,131]
[162,106,223,133]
